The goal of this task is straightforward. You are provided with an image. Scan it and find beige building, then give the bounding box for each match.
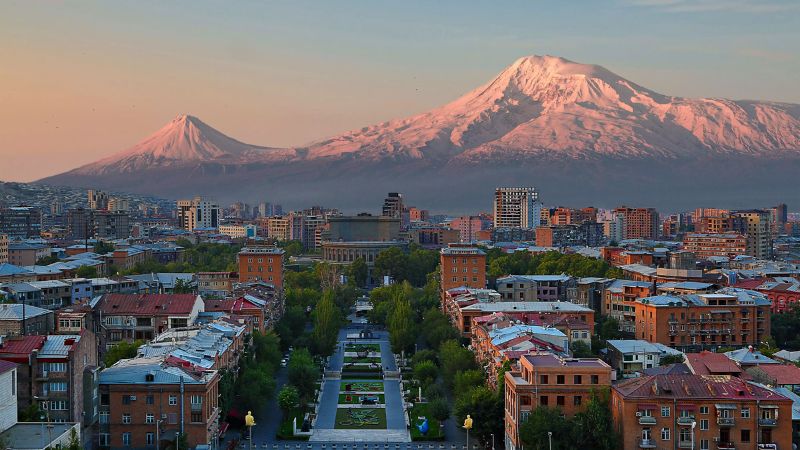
[0,234,8,264]
[267,216,291,241]
[493,187,541,229]
[733,210,773,259]
[177,197,221,230]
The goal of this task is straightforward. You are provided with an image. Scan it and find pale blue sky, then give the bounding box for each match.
[1,0,798,180]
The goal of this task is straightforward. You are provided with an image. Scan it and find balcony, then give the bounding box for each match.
[678,441,693,449]
[638,416,657,425]
[758,418,777,427]
[190,403,203,412]
[639,439,657,448]
[717,417,735,426]
[717,443,735,450]
[677,416,696,425]
[757,444,777,450]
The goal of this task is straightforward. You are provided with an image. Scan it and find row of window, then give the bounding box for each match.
[538,374,600,385]
[451,267,480,273]
[642,428,755,445]
[450,277,479,283]
[246,257,275,263]
[642,406,754,418]
[111,411,205,425]
[119,394,203,406]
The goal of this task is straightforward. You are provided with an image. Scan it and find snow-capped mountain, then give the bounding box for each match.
[39,55,800,210]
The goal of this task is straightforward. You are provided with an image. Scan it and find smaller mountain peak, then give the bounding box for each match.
[172,113,200,124]
[506,54,614,80]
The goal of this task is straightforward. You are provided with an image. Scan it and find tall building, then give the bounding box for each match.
[0,234,7,264]
[683,233,747,260]
[94,211,131,240]
[67,208,94,241]
[177,197,221,230]
[237,246,285,288]
[267,216,291,241]
[733,209,773,259]
[695,214,745,234]
[381,192,408,228]
[0,207,42,239]
[107,197,130,212]
[493,187,541,229]
[449,216,485,243]
[408,207,430,223]
[535,223,605,248]
[87,189,109,210]
[613,206,659,240]
[439,245,487,294]
[770,203,788,235]
[258,202,272,217]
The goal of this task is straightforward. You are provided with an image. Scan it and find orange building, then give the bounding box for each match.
[439,245,487,294]
[236,246,285,289]
[614,207,660,240]
[633,288,772,352]
[683,233,747,260]
[611,374,792,450]
[504,353,613,450]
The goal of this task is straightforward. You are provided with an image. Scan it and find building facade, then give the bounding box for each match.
[614,207,659,240]
[177,197,221,231]
[236,247,285,289]
[494,187,541,229]
[439,246,487,294]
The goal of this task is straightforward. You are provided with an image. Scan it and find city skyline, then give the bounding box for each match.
[2,1,799,181]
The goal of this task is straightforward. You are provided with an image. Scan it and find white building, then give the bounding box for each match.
[0,360,17,433]
[493,187,542,229]
[177,197,221,230]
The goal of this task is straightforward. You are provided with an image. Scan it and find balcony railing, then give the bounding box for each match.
[190,403,203,412]
[638,416,657,425]
[639,439,656,448]
[716,442,735,450]
[758,418,777,427]
[757,444,777,450]
[677,416,695,425]
[717,417,735,426]
[678,441,693,449]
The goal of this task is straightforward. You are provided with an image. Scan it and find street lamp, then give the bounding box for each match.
[548,431,552,450]
[462,415,473,450]
[490,433,495,450]
[691,421,696,450]
[176,432,181,450]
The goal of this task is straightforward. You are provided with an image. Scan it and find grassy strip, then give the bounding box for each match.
[338,393,386,404]
[345,343,381,352]
[276,408,310,440]
[408,403,445,441]
[334,407,387,430]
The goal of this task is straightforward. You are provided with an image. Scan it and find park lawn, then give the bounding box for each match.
[337,393,386,404]
[334,407,387,430]
[342,365,382,373]
[408,403,444,441]
[340,381,384,392]
[345,343,381,352]
[276,408,310,440]
[343,356,382,364]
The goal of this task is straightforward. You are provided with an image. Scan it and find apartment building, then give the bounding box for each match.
[494,187,542,229]
[236,246,285,288]
[614,207,660,240]
[734,277,800,314]
[0,234,7,264]
[733,210,773,259]
[683,233,747,260]
[0,207,42,239]
[177,197,221,231]
[603,279,654,334]
[535,222,605,248]
[495,274,574,301]
[0,303,54,336]
[7,242,50,266]
[448,216,485,243]
[504,353,613,450]
[439,246,487,294]
[633,288,772,352]
[606,340,684,378]
[611,374,791,450]
[197,272,237,297]
[98,358,220,450]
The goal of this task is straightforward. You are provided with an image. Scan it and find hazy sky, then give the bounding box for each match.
[1,0,799,181]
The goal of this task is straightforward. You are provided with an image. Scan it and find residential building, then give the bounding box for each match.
[439,246,487,294]
[94,211,131,240]
[611,374,792,450]
[237,246,285,288]
[747,364,800,392]
[0,304,54,335]
[495,274,574,301]
[98,357,220,450]
[177,197,221,230]
[605,340,684,378]
[448,216,486,243]
[218,224,258,239]
[504,353,613,450]
[535,223,605,248]
[602,279,654,334]
[614,207,659,240]
[67,208,94,241]
[0,360,17,433]
[408,227,460,249]
[733,209,773,259]
[0,234,7,264]
[494,187,541,229]
[94,294,205,350]
[197,272,237,297]
[683,233,748,260]
[633,288,772,352]
[734,277,800,314]
[408,207,430,223]
[381,193,408,229]
[684,351,745,377]
[7,242,50,266]
[0,264,36,284]
[0,207,42,239]
[695,214,745,234]
[266,216,291,241]
[87,190,109,210]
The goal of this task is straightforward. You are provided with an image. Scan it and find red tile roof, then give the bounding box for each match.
[0,335,46,358]
[613,374,789,402]
[685,351,742,376]
[753,364,800,385]
[204,297,261,313]
[98,294,200,315]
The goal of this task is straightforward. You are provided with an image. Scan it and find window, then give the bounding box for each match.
[146,395,154,405]
[573,375,582,384]
[556,396,565,406]
[741,408,750,419]
[191,412,203,423]
[169,395,177,406]
[740,429,750,443]
[573,396,582,406]
[146,433,155,446]
[49,400,68,410]
[540,395,548,406]
[99,434,110,447]
[699,406,709,415]
[48,362,67,372]
[556,375,565,384]
[591,375,599,384]
[661,406,670,418]
[146,413,154,424]
[191,395,203,405]
[700,440,709,450]
[50,382,67,392]
[122,413,131,424]
[699,419,708,430]
[661,428,670,441]
[99,411,109,424]
[122,395,131,405]
[539,375,549,384]
[679,428,691,443]
[122,433,131,447]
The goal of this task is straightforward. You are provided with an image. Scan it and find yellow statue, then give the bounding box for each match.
[245,411,256,427]
[463,415,473,430]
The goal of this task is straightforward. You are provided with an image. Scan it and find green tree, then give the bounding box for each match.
[571,340,593,358]
[172,278,194,294]
[518,406,574,450]
[278,385,300,417]
[420,308,459,349]
[453,386,504,445]
[388,298,415,354]
[275,305,308,350]
[453,370,485,399]
[94,241,116,254]
[18,403,44,422]
[252,330,282,369]
[413,360,439,385]
[66,427,81,450]
[278,240,304,257]
[659,354,685,366]
[374,247,409,284]
[438,340,478,388]
[35,255,60,265]
[311,291,342,356]
[428,397,450,423]
[104,340,145,367]
[347,257,368,287]
[238,363,276,412]
[287,348,318,403]
[572,390,619,450]
[76,265,98,278]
